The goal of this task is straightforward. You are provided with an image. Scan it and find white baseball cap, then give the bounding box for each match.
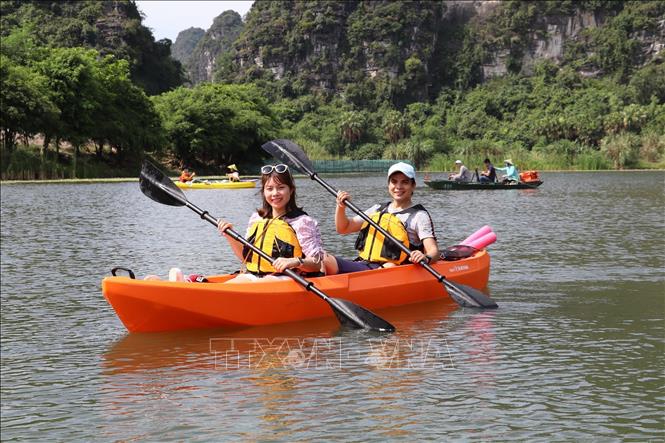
[387,162,416,180]
[455,160,462,164]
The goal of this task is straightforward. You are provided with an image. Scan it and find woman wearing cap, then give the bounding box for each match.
[448,160,472,182]
[218,164,326,281]
[496,159,520,183]
[323,162,440,275]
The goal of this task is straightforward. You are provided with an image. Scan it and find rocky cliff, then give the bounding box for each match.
[182,0,664,104]
[171,27,205,65]
[175,10,244,84]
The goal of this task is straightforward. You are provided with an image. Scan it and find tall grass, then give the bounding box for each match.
[0,145,140,180]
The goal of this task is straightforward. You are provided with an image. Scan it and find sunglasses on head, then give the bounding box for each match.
[261,164,289,174]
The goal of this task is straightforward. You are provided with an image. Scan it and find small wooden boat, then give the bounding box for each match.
[175,179,257,189]
[425,179,543,190]
[102,250,491,333]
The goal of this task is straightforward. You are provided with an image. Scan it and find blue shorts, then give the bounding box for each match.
[334,257,383,274]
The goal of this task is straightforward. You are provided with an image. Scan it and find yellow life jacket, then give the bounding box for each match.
[355,203,426,265]
[242,209,305,274]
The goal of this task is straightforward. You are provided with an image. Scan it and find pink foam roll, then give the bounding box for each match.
[467,231,497,250]
[461,225,492,245]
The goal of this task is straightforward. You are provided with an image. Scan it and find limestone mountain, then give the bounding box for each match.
[207,0,664,107]
[177,10,244,84]
[171,27,205,65]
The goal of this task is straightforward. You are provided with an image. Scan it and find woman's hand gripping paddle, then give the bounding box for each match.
[261,139,498,309]
[138,160,396,332]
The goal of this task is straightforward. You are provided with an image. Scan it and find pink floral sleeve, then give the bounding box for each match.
[286,214,326,262]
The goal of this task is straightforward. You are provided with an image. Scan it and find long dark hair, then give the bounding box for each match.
[257,170,300,218]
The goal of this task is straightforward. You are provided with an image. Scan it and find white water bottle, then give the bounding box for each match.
[168,267,184,282]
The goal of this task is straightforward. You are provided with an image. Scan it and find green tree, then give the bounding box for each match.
[93,56,164,160]
[340,111,366,145]
[0,29,58,152]
[37,47,106,175]
[382,109,409,143]
[152,83,281,166]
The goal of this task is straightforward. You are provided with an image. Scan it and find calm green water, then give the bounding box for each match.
[1,171,664,441]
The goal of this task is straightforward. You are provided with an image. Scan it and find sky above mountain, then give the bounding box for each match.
[136,1,253,42]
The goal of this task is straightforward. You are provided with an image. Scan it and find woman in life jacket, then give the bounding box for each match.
[217,163,326,282]
[323,162,440,275]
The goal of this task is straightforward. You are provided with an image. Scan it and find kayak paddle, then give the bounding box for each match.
[138,160,396,332]
[261,139,498,309]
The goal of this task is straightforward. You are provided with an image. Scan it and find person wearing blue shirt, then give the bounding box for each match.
[495,159,519,183]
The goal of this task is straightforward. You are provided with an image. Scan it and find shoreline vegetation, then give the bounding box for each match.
[1,139,664,183]
[2,166,663,186]
[2,2,664,182]
[2,144,665,183]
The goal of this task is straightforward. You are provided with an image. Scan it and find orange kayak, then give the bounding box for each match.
[102,250,490,333]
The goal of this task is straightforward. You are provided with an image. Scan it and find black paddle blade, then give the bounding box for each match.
[443,280,498,309]
[261,139,315,176]
[329,298,395,332]
[139,160,187,207]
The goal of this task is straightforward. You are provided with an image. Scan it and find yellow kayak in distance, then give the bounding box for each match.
[175,179,257,190]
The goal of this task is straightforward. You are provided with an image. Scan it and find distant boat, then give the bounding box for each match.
[425,179,543,190]
[175,179,257,190]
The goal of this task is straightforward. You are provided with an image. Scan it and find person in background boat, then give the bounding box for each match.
[179,168,195,183]
[479,158,497,183]
[323,162,439,275]
[496,159,520,183]
[217,163,326,281]
[226,164,240,182]
[448,160,472,182]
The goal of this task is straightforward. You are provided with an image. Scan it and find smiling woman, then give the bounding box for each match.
[217,163,326,281]
[322,161,441,275]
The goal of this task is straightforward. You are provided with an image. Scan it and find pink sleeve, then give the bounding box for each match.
[289,215,326,261]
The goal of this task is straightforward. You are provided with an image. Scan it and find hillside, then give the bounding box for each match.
[203,0,664,107]
[183,10,244,84]
[1,0,663,180]
[171,27,205,66]
[0,0,184,95]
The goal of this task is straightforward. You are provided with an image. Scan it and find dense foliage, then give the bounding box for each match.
[236,0,664,170]
[151,83,281,168]
[0,0,184,95]
[1,26,162,177]
[1,0,663,179]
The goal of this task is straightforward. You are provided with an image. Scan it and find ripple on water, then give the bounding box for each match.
[1,173,664,441]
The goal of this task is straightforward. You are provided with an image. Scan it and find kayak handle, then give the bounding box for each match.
[111,267,136,279]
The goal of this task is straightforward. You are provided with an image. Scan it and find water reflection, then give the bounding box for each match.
[99,300,463,440]
[102,300,458,374]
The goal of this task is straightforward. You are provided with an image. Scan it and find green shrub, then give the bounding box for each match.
[600,133,641,169]
[639,131,665,163]
[350,143,384,160]
[575,150,609,170]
